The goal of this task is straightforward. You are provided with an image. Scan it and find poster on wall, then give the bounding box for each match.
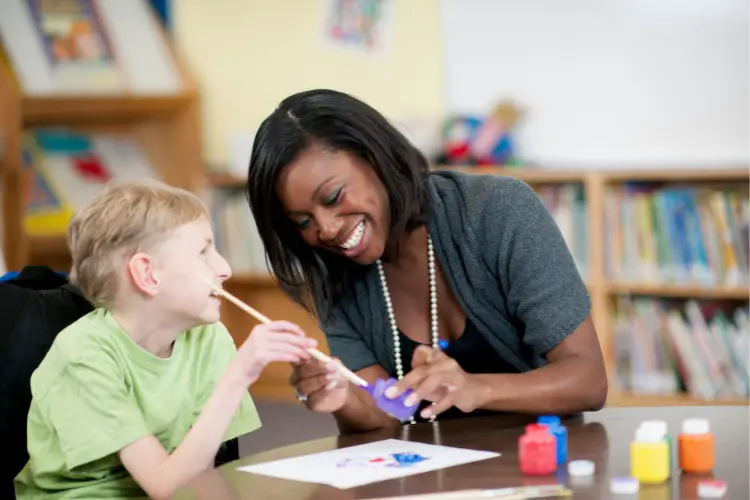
[322,0,392,54]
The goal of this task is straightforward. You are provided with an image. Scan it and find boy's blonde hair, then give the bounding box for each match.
[68,179,209,308]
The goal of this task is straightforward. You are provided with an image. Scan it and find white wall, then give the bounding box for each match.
[439,0,749,168]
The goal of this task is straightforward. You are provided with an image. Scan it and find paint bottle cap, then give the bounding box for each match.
[682,418,710,435]
[610,477,639,494]
[635,425,664,443]
[525,423,551,435]
[538,415,561,427]
[640,420,667,438]
[567,460,595,476]
[697,480,727,498]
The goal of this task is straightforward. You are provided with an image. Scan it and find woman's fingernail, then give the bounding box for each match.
[385,387,398,398]
[421,408,432,419]
[325,380,338,390]
[326,372,339,381]
[405,394,419,407]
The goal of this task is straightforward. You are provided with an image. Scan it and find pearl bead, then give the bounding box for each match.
[377,234,438,424]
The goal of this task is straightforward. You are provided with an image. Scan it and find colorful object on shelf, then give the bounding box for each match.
[679,418,715,474]
[630,422,670,484]
[436,99,523,166]
[438,115,483,164]
[469,100,522,166]
[519,423,557,475]
[697,480,727,498]
[537,415,568,465]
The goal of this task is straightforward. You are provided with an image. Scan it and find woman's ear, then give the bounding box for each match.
[126,253,160,296]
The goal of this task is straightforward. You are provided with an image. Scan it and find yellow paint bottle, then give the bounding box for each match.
[631,424,670,484]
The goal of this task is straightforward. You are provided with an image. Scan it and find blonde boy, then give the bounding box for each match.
[14,180,316,499]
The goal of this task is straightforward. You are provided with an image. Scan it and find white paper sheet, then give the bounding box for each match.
[237,439,500,489]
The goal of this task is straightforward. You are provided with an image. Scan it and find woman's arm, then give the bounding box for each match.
[473,316,608,413]
[387,316,607,419]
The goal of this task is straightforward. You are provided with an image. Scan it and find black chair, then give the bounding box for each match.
[0,266,238,497]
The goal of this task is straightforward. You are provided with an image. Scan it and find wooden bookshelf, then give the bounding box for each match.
[209,166,750,406]
[0,8,204,273]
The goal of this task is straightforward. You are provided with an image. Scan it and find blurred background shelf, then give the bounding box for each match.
[1,0,747,408]
[607,282,749,300]
[606,392,749,407]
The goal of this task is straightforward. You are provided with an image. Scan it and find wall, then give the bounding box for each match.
[173,0,444,168]
[439,0,749,168]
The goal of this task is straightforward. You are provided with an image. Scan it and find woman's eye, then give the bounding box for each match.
[322,187,342,206]
[296,217,311,229]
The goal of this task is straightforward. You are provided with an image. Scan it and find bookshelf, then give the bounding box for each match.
[207,167,750,407]
[0,2,204,274]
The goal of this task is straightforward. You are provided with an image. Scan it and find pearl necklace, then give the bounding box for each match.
[376,234,439,424]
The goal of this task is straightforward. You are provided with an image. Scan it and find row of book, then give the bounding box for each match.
[605,184,749,287]
[612,296,749,400]
[22,128,161,236]
[210,190,268,276]
[535,183,588,280]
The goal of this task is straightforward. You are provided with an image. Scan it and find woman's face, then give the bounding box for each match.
[276,146,390,265]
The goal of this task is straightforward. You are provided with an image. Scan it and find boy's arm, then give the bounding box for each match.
[118,361,250,500]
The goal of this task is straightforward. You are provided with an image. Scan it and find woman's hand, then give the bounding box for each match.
[385,346,490,420]
[289,357,349,413]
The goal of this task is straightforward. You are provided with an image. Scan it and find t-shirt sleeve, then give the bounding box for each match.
[196,322,261,441]
[478,177,591,357]
[321,306,378,373]
[43,360,150,471]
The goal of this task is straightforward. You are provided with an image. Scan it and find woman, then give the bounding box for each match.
[246,89,607,434]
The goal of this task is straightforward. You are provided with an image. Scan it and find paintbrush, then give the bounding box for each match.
[366,484,572,499]
[202,277,420,422]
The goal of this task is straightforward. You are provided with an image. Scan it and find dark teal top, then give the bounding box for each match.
[321,170,591,379]
[398,319,519,422]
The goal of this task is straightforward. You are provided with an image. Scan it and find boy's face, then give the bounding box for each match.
[139,215,232,327]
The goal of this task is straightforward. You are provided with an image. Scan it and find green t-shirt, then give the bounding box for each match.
[14,308,261,499]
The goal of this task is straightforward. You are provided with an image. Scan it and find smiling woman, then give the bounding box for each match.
[246,89,608,434]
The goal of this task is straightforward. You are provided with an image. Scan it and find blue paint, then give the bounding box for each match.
[391,452,429,466]
[538,415,568,465]
[438,339,449,350]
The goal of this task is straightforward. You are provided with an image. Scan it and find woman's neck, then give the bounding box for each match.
[382,224,428,270]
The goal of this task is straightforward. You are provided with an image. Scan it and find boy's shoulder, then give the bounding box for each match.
[34,310,236,397]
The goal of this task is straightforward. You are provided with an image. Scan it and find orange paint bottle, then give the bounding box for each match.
[678,418,714,474]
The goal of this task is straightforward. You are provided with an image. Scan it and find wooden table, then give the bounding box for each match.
[175,406,749,499]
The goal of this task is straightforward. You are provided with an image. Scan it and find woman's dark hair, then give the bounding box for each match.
[246,89,431,322]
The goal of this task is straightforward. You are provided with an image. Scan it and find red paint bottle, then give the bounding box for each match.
[519,423,557,475]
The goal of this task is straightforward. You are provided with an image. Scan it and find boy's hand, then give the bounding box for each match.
[289,357,349,413]
[236,321,316,384]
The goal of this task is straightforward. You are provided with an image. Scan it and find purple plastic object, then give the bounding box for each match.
[363,378,420,422]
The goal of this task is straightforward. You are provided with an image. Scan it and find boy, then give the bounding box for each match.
[14,180,317,499]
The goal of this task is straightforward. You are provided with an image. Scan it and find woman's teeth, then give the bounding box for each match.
[340,221,364,249]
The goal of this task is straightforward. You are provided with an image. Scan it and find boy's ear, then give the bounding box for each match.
[127,253,160,296]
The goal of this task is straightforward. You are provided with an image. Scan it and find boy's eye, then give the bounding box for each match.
[322,187,343,206]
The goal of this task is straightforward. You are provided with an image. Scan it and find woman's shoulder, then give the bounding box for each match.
[429,169,537,212]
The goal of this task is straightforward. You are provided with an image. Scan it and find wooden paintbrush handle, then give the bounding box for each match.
[209,283,368,388]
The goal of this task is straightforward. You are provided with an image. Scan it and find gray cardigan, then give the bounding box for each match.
[322,170,591,375]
